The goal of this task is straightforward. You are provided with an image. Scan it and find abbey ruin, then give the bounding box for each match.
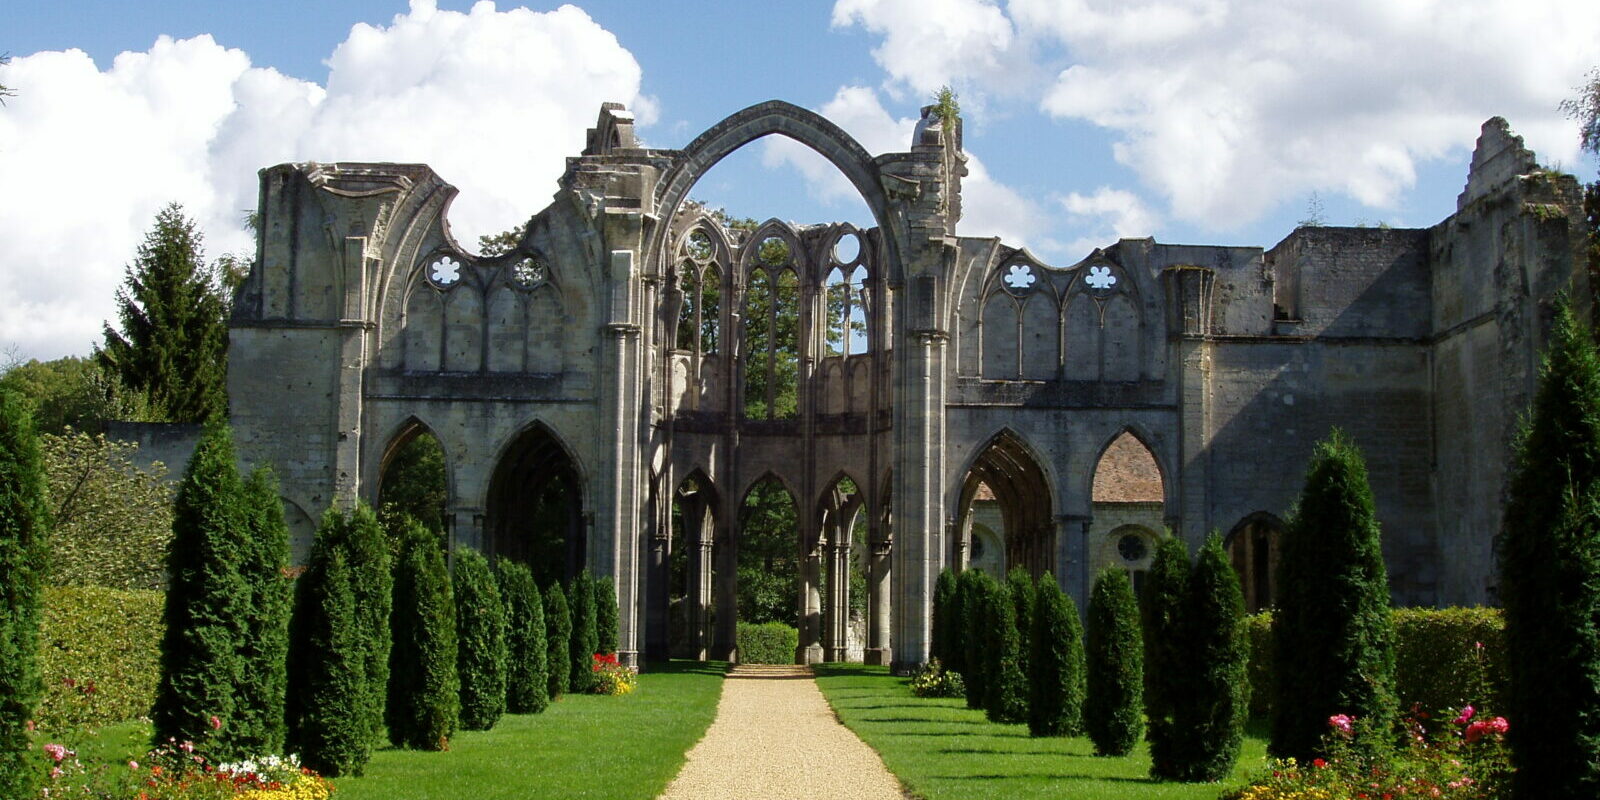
[228,101,1591,669]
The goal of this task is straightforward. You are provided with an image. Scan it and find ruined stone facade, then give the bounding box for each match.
[229,102,1590,669]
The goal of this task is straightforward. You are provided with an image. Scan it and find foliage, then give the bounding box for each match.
[740,235,801,420]
[1,390,48,798]
[1028,573,1085,737]
[34,587,162,732]
[33,738,334,800]
[588,653,636,696]
[1271,429,1397,762]
[234,467,292,756]
[1561,67,1600,158]
[1004,567,1035,689]
[957,569,991,710]
[735,622,797,664]
[0,53,12,104]
[40,429,172,590]
[341,505,392,746]
[736,479,798,625]
[387,518,459,750]
[982,579,1028,724]
[1140,535,1188,778]
[476,223,526,257]
[542,582,570,700]
[1085,568,1143,757]
[932,86,960,130]
[0,356,155,435]
[495,560,547,715]
[929,568,958,670]
[453,549,507,732]
[1498,295,1600,798]
[152,422,248,759]
[98,203,230,423]
[1245,612,1275,720]
[909,658,965,698]
[1172,532,1249,781]
[377,432,447,540]
[567,571,598,694]
[287,539,370,777]
[593,575,618,656]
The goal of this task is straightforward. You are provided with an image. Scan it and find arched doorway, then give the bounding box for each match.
[669,472,718,659]
[1227,512,1283,613]
[377,420,448,540]
[487,424,583,587]
[736,475,802,662]
[956,430,1054,577]
[817,475,868,662]
[1090,430,1167,595]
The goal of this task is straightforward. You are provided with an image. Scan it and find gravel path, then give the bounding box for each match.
[658,665,905,800]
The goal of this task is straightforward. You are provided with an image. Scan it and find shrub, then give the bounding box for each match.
[1085,568,1143,756]
[234,466,292,756]
[543,582,571,699]
[454,549,507,731]
[1173,532,1248,781]
[1244,612,1274,721]
[590,653,636,695]
[568,571,598,693]
[957,569,992,710]
[34,586,163,732]
[287,543,370,776]
[496,561,548,714]
[152,421,249,759]
[0,389,47,798]
[342,504,392,745]
[594,575,618,655]
[1029,573,1085,737]
[736,622,797,664]
[1141,535,1189,779]
[1499,295,1600,799]
[1271,429,1397,761]
[387,518,459,750]
[1005,567,1035,685]
[910,658,965,698]
[930,568,958,669]
[983,579,1028,724]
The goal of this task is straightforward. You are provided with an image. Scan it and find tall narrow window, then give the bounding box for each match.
[847,265,869,355]
[744,268,773,419]
[773,268,800,419]
[825,267,848,357]
[677,262,699,352]
[743,235,799,420]
[701,263,721,354]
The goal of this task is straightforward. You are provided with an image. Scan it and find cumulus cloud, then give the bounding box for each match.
[1058,187,1160,260]
[830,0,1027,99]
[0,0,650,359]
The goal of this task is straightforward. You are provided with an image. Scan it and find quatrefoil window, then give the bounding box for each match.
[429,256,461,286]
[511,256,546,288]
[1086,265,1118,291]
[1002,263,1036,291]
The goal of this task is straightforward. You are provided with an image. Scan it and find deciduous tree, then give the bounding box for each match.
[41,430,171,590]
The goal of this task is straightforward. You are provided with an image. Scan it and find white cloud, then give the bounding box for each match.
[830,0,1025,99]
[0,0,649,359]
[1058,187,1161,259]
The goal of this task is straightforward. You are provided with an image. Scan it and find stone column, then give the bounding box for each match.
[865,535,892,664]
[826,537,852,661]
[712,508,738,662]
[800,544,825,664]
[690,508,714,661]
[890,328,948,672]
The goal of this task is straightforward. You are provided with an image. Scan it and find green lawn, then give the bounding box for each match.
[813,664,1266,800]
[334,661,725,800]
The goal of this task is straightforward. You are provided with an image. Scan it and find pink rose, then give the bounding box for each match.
[1488,717,1508,735]
[43,743,66,762]
[1329,714,1354,735]
[210,715,222,731]
[1454,705,1475,724]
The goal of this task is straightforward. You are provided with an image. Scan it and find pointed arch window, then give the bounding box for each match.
[677,230,722,356]
[743,235,800,420]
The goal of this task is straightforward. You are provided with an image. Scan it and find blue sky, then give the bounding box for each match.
[4,0,1599,359]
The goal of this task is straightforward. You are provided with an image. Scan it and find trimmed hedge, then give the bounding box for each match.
[35,586,163,732]
[454,549,507,731]
[1245,607,1507,721]
[736,622,797,664]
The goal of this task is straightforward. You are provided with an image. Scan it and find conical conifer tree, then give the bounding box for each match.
[1142,536,1191,779]
[1173,532,1248,782]
[1270,429,1396,761]
[544,582,572,699]
[1029,574,1085,737]
[387,518,459,750]
[343,505,392,743]
[152,421,248,757]
[984,580,1028,723]
[1500,296,1600,799]
[497,561,549,714]
[234,466,291,756]
[1005,567,1035,684]
[288,546,369,776]
[454,549,507,730]
[568,571,598,693]
[0,391,48,799]
[958,569,992,709]
[1085,568,1143,757]
[594,575,618,655]
[930,568,958,667]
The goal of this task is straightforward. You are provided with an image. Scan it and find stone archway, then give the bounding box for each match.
[1227,512,1283,613]
[486,423,584,587]
[956,430,1055,577]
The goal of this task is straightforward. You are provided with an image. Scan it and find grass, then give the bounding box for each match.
[813,663,1268,800]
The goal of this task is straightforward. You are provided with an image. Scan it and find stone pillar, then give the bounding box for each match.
[712,511,738,662]
[800,544,825,664]
[890,327,948,672]
[826,537,852,662]
[643,488,670,663]
[865,535,892,665]
[690,511,714,660]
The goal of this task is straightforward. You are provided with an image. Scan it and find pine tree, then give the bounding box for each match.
[958,569,991,709]
[1085,568,1143,757]
[234,466,291,755]
[152,422,248,757]
[1500,296,1600,799]
[97,203,229,423]
[454,549,507,730]
[497,561,549,714]
[387,518,459,750]
[544,582,571,699]
[930,568,958,668]
[343,505,392,743]
[1173,533,1248,782]
[1029,573,1085,737]
[594,575,618,655]
[288,546,369,775]
[1142,536,1190,780]
[568,571,598,693]
[1270,429,1397,761]
[984,579,1028,723]
[1005,567,1035,685]
[0,391,48,798]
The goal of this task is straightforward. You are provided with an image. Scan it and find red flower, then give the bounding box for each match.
[1313,758,1328,768]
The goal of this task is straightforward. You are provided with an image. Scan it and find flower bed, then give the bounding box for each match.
[590,653,637,696]
[35,738,333,799]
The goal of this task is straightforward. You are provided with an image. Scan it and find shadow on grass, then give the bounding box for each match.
[640,659,729,676]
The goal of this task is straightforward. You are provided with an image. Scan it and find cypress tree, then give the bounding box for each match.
[594,575,618,655]
[344,504,392,744]
[235,466,291,756]
[497,561,549,714]
[1500,296,1600,799]
[0,391,47,799]
[1173,532,1248,782]
[1029,573,1086,737]
[1005,567,1035,683]
[984,579,1028,724]
[1270,429,1397,761]
[930,568,958,667]
[1142,536,1191,780]
[387,518,459,750]
[152,421,248,757]
[568,571,598,693]
[544,582,571,699]
[454,549,507,730]
[958,569,991,709]
[288,546,369,776]
[1085,568,1143,757]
